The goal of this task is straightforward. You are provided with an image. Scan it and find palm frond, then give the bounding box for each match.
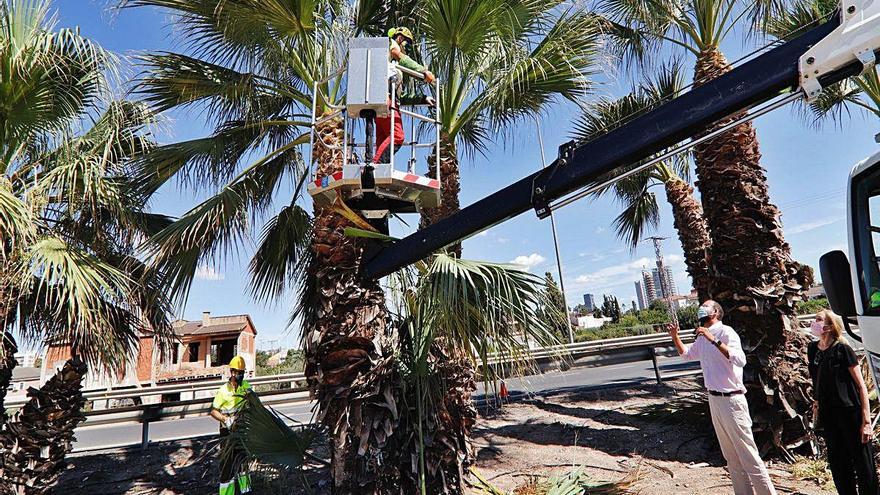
[225,391,319,469]
[248,202,312,304]
[412,254,562,377]
[146,144,302,304]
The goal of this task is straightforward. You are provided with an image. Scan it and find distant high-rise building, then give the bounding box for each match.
[652,267,678,299]
[582,293,596,312]
[634,281,647,310]
[641,270,658,302]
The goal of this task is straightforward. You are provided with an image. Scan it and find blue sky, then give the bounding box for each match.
[53,1,880,349]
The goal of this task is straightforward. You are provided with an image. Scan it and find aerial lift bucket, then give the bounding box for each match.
[307,37,442,233]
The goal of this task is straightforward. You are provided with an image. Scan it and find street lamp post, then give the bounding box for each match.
[534,116,574,344]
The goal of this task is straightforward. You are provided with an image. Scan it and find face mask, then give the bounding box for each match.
[231,371,245,384]
[810,321,826,337]
[697,306,713,324]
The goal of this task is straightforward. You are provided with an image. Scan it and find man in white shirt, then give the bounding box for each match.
[668,300,777,495]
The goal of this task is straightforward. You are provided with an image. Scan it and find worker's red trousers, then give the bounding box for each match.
[374,107,404,163]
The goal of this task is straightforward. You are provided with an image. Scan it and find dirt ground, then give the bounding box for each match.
[57,376,832,494]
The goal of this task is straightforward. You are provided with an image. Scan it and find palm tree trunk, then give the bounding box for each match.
[420,133,461,257]
[0,358,87,495]
[662,178,711,301]
[692,47,814,455]
[305,117,400,494]
[411,134,475,494]
[0,332,18,424]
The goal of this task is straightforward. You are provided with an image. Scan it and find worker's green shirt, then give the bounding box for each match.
[211,380,251,414]
[390,39,429,105]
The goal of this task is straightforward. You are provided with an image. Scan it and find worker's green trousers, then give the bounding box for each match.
[219,427,251,494]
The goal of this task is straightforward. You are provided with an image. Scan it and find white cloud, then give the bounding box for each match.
[510,253,546,270]
[572,257,651,288]
[595,226,606,234]
[476,231,489,237]
[497,237,511,244]
[786,217,842,235]
[195,265,225,281]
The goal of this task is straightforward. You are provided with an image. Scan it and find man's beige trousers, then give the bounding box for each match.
[708,394,777,495]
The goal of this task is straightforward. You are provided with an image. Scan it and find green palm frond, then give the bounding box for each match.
[0,0,114,172]
[408,254,561,377]
[147,143,304,304]
[572,63,685,248]
[465,10,602,132]
[612,179,660,250]
[248,202,312,304]
[225,391,319,469]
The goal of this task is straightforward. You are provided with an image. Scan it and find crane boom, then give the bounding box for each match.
[363,6,879,280]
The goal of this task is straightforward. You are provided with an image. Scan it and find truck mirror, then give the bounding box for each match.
[819,250,858,317]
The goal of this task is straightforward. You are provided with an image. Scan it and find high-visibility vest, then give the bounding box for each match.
[211,380,251,415]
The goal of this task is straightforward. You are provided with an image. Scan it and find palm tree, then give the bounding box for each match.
[413,0,605,252]
[766,0,880,123]
[125,0,409,491]
[572,65,711,301]
[229,254,560,494]
[599,0,816,453]
[0,1,174,491]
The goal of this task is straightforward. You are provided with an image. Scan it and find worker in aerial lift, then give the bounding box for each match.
[374,26,436,165]
[210,356,253,495]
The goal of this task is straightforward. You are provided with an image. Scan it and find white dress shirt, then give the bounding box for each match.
[681,321,748,393]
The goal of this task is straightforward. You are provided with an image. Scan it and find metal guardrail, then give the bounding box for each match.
[34,314,830,452]
[5,372,308,409]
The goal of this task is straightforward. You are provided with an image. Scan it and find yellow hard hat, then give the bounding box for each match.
[229,355,246,371]
[388,27,414,42]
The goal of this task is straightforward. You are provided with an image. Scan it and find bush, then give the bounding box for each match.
[797,297,829,315]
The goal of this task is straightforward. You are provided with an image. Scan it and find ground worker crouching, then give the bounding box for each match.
[374,26,435,164]
[210,355,253,495]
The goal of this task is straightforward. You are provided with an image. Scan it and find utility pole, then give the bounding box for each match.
[534,115,574,344]
[645,236,679,327]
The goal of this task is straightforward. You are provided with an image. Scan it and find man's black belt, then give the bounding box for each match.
[708,390,744,397]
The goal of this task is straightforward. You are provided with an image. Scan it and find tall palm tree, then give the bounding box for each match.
[414,0,605,251]
[125,1,407,492]
[0,1,174,491]
[572,65,712,300]
[766,0,880,123]
[600,0,816,453]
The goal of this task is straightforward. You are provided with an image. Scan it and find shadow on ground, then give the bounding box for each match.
[56,436,329,494]
[474,378,726,467]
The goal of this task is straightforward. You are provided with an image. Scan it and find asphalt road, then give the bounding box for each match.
[72,355,701,453]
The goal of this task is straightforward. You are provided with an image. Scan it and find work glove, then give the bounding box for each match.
[224,416,234,429]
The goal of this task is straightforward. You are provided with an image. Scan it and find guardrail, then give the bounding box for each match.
[5,372,307,409]
[27,314,830,452]
[12,314,822,409]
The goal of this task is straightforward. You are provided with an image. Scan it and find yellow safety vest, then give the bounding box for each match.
[211,380,251,415]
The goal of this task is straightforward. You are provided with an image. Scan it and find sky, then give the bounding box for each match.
[50,1,880,350]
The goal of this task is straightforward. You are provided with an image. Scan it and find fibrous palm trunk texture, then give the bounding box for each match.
[0,358,87,495]
[0,332,18,425]
[420,134,462,258]
[692,47,814,455]
[305,117,400,493]
[410,134,475,494]
[664,178,712,302]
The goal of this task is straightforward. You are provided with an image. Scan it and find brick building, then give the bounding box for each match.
[40,312,258,390]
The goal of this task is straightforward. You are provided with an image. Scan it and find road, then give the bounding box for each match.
[72,355,701,453]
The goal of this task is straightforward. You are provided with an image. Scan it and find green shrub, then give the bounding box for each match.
[796,297,829,315]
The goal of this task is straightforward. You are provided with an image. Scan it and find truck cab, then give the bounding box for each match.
[821,148,880,389]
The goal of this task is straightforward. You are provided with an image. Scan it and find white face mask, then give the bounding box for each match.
[810,320,826,337]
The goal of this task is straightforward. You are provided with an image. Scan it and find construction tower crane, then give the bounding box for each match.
[361,0,880,279]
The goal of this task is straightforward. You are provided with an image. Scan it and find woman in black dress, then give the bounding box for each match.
[808,309,878,494]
